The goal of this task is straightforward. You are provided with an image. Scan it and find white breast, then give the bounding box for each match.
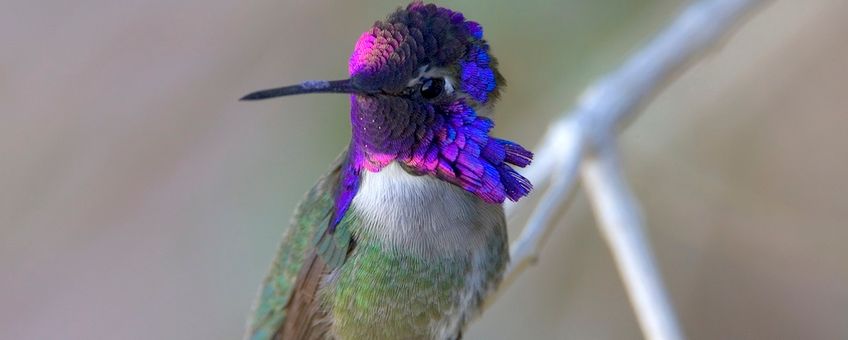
[349,162,508,337]
[350,162,504,257]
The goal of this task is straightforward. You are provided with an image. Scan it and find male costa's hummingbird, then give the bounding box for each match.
[241,2,533,339]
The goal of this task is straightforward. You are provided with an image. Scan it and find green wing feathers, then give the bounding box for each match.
[245,151,349,340]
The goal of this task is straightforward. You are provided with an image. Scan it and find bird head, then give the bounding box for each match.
[243,2,533,228]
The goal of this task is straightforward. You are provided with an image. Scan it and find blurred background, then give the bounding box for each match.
[2,0,846,339]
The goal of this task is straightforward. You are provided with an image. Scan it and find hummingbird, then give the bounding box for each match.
[241,2,533,339]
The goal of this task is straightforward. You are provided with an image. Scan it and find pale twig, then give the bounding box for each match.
[504,119,583,278]
[581,140,682,340]
[497,0,763,339]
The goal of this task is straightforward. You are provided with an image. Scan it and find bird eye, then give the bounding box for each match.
[419,78,445,100]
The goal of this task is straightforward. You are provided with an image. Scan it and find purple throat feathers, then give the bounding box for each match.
[328,2,533,231]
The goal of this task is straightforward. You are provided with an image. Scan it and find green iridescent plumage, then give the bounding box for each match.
[247,153,343,340]
[328,232,468,339]
[246,152,509,339]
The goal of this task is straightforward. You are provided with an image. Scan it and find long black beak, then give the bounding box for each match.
[240,79,362,101]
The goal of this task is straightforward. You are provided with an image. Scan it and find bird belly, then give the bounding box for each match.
[327,241,490,339]
[324,163,508,339]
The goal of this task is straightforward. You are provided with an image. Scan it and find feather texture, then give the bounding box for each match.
[244,151,346,340]
[245,153,509,339]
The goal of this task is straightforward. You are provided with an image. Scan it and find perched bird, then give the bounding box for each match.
[241,2,533,339]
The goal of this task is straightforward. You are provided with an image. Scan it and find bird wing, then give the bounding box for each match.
[245,149,354,340]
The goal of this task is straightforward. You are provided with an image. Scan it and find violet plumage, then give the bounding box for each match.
[329,2,533,231]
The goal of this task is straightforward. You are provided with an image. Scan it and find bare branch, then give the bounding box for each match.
[495,0,764,339]
[504,119,583,279]
[581,141,682,340]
